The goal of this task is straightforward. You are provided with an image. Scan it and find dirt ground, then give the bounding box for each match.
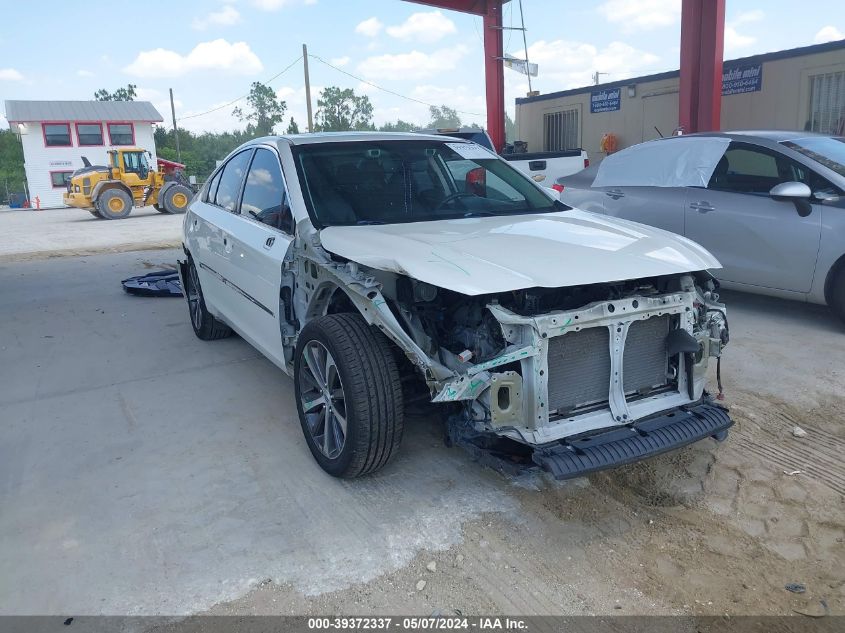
[166,388,844,622]
[2,248,842,624]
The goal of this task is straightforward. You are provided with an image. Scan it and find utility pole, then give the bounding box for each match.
[593,71,609,85]
[518,0,532,95]
[169,88,181,163]
[302,43,314,133]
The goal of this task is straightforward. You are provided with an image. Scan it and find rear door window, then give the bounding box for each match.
[214,150,253,212]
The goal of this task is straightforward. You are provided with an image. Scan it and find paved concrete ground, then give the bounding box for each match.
[1,250,843,620]
[0,207,181,263]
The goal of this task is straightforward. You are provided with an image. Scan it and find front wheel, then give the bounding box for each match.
[294,313,404,478]
[97,189,133,220]
[829,268,845,324]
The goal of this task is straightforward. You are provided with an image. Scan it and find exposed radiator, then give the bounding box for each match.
[546,315,671,415]
[623,315,671,395]
[547,326,610,414]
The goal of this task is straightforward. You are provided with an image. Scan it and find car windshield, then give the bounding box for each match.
[293,140,563,227]
[781,136,845,177]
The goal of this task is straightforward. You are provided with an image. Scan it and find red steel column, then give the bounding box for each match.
[483,0,505,152]
[679,0,725,133]
[697,0,725,131]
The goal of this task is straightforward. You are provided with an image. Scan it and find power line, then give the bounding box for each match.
[179,55,303,121]
[308,53,483,118]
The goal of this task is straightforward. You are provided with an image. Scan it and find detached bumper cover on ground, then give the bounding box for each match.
[533,400,733,480]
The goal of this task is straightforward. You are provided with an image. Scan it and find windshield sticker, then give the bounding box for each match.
[445,142,495,160]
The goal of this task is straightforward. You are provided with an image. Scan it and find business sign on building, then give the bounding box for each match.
[722,63,763,95]
[590,87,621,113]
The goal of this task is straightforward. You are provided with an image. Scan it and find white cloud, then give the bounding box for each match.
[814,25,844,44]
[516,39,660,90]
[598,0,681,32]
[76,69,95,78]
[386,11,456,43]
[124,39,263,78]
[330,56,350,67]
[0,68,24,81]
[356,17,383,37]
[192,5,241,30]
[357,45,469,81]
[724,10,764,52]
[251,0,288,9]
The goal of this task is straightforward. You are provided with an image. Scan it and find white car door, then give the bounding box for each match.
[188,148,254,324]
[685,142,822,293]
[225,146,293,367]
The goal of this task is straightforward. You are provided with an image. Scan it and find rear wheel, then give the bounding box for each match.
[294,313,404,478]
[97,189,133,220]
[185,259,233,341]
[829,268,845,324]
[161,184,192,214]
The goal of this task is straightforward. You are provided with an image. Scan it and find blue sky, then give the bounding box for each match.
[1,0,843,133]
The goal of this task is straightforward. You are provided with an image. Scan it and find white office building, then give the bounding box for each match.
[4,100,163,207]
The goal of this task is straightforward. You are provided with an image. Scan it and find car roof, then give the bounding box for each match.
[680,130,833,143]
[246,131,459,147]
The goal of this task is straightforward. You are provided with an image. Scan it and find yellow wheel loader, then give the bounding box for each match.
[64,149,193,220]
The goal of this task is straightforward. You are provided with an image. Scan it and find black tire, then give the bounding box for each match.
[97,188,133,220]
[829,268,845,323]
[154,204,168,214]
[161,184,192,214]
[294,313,404,478]
[88,209,102,218]
[185,258,233,341]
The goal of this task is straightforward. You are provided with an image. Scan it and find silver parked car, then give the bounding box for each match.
[557,132,845,321]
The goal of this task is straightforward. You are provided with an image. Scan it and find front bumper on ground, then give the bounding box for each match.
[532,400,732,480]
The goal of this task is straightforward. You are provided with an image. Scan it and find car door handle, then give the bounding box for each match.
[264,236,275,249]
[606,189,625,199]
[690,201,715,213]
[222,235,233,253]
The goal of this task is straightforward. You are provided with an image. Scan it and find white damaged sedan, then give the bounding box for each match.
[179,132,732,479]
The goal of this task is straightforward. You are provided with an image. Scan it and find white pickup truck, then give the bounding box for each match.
[418,127,589,186]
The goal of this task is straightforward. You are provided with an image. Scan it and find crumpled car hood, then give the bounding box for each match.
[319,210,721,296]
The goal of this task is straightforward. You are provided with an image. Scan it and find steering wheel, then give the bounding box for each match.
[435,192,476,211]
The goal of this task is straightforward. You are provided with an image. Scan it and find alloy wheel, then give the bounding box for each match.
[298,341,348,459]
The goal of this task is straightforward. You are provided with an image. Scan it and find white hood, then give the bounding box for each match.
[319,210,721,296]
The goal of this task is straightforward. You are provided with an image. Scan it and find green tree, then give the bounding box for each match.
[232,82,287,136]
[0,129,26,204]
[505,112,517,144]
[94,84,138,101]
[314,87,374,132]
[379,119,418,132]
[427,105,461,128]
[285,117,300,134]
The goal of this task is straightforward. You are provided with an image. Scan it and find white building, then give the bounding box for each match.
[4,100,164,208]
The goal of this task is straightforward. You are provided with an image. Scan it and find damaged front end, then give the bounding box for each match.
[295,240,732,480]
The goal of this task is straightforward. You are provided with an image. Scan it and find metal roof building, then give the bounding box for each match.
[4,100,163,208]
[5,100,163,124]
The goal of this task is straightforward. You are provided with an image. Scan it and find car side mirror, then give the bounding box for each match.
[769,181,811,200]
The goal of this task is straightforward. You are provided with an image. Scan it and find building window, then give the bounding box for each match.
[76,122,104,146]
[43,123,72,147]
[808,71,845,135]
[108,122,135,145]
[543,109,579,151]
[50,171,72,188]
